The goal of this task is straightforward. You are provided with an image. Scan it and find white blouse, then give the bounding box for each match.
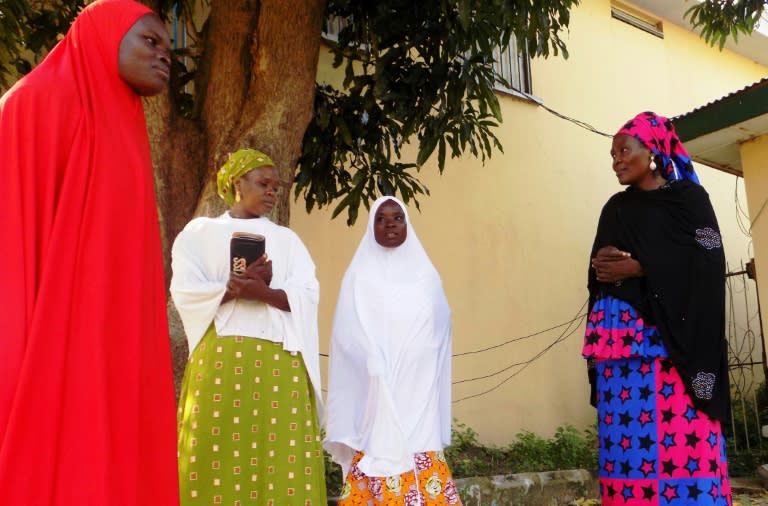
[170,212,324,417]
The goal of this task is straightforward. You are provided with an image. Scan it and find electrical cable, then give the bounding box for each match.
[452,310,588,357]
[320,301,589,360]
[734,176,752,238]
[750,196,768,231]
[539,103,612,138]
[452,299,588,403]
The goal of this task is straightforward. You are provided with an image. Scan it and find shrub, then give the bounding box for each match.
[324,419,599,498]
[445,419,598,478]
[324,449,344,498]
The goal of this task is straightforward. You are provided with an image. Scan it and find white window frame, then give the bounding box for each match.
[321,15,348,43]
[492,38,533,97]
[611,1,664,39]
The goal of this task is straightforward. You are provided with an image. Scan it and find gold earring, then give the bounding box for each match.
[235,190,241,203]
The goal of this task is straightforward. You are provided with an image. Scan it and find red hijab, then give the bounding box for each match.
[0,1,178,503]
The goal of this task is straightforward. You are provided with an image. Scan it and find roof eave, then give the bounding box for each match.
[675,82,768,141]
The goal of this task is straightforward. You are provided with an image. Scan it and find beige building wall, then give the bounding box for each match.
[741,136,768,366]
[292,0,768,445]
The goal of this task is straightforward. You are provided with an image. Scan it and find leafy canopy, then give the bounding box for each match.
[0,0,183,89]
[0,0,579,224]
[685,0,767,49]
[295,0,578,224]
[0,0,83,87]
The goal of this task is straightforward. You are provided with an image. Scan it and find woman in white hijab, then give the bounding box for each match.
[325,196,461,505]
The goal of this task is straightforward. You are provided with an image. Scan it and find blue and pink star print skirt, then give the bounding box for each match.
[583,295,731,506]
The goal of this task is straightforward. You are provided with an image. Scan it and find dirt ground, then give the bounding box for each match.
[734,492,768,506]
[731,477,768,506]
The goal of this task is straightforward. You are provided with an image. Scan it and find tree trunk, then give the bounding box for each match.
[144,0,327,394]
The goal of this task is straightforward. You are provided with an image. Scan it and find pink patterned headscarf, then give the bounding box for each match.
[615,111,699,184]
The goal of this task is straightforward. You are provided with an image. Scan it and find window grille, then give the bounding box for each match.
[492,38,532,95]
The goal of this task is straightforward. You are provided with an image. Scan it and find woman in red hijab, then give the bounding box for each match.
[0,0,179,503]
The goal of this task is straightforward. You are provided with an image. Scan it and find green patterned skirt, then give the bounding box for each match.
[177,324,327,505]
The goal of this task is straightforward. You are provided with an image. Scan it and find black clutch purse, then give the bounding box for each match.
[230,232,266,275]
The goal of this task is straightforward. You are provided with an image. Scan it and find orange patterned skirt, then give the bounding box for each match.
[338,451,462,505]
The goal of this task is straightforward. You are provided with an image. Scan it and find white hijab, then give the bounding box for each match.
[324,196,452,477]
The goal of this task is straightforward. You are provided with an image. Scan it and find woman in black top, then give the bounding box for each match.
[583,111,730,506]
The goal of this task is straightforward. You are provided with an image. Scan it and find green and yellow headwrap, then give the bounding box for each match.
[216,149,275,207]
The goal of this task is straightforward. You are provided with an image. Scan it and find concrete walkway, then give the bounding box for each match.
[454,472,768,506]
[456,469,597,505]
[330,472,768,505]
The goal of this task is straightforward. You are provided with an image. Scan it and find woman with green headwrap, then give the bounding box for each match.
[171,149,327,505]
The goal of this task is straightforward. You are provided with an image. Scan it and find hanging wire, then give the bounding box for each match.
[734,176,752,237]
[453,310,588,357]
[452,299,588,403]
[539,103,612,138]
[320,300,590,360]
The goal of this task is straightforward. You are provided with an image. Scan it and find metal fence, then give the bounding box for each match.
[725,259,767,453]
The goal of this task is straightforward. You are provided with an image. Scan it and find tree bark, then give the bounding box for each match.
[144,0,327,394]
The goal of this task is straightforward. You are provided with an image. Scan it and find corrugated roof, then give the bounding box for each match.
[675,78,768,141]
[671,77,768,175]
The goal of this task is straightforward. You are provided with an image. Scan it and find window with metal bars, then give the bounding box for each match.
[322,15,533,96]
[491,38,532,96]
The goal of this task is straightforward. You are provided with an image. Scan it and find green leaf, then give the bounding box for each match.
[457,0,471,31]
[331,179,362,219]
[297,0,581,224]
[333,116,354,146]
[437,137,446,172]
[417,130,440,167]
